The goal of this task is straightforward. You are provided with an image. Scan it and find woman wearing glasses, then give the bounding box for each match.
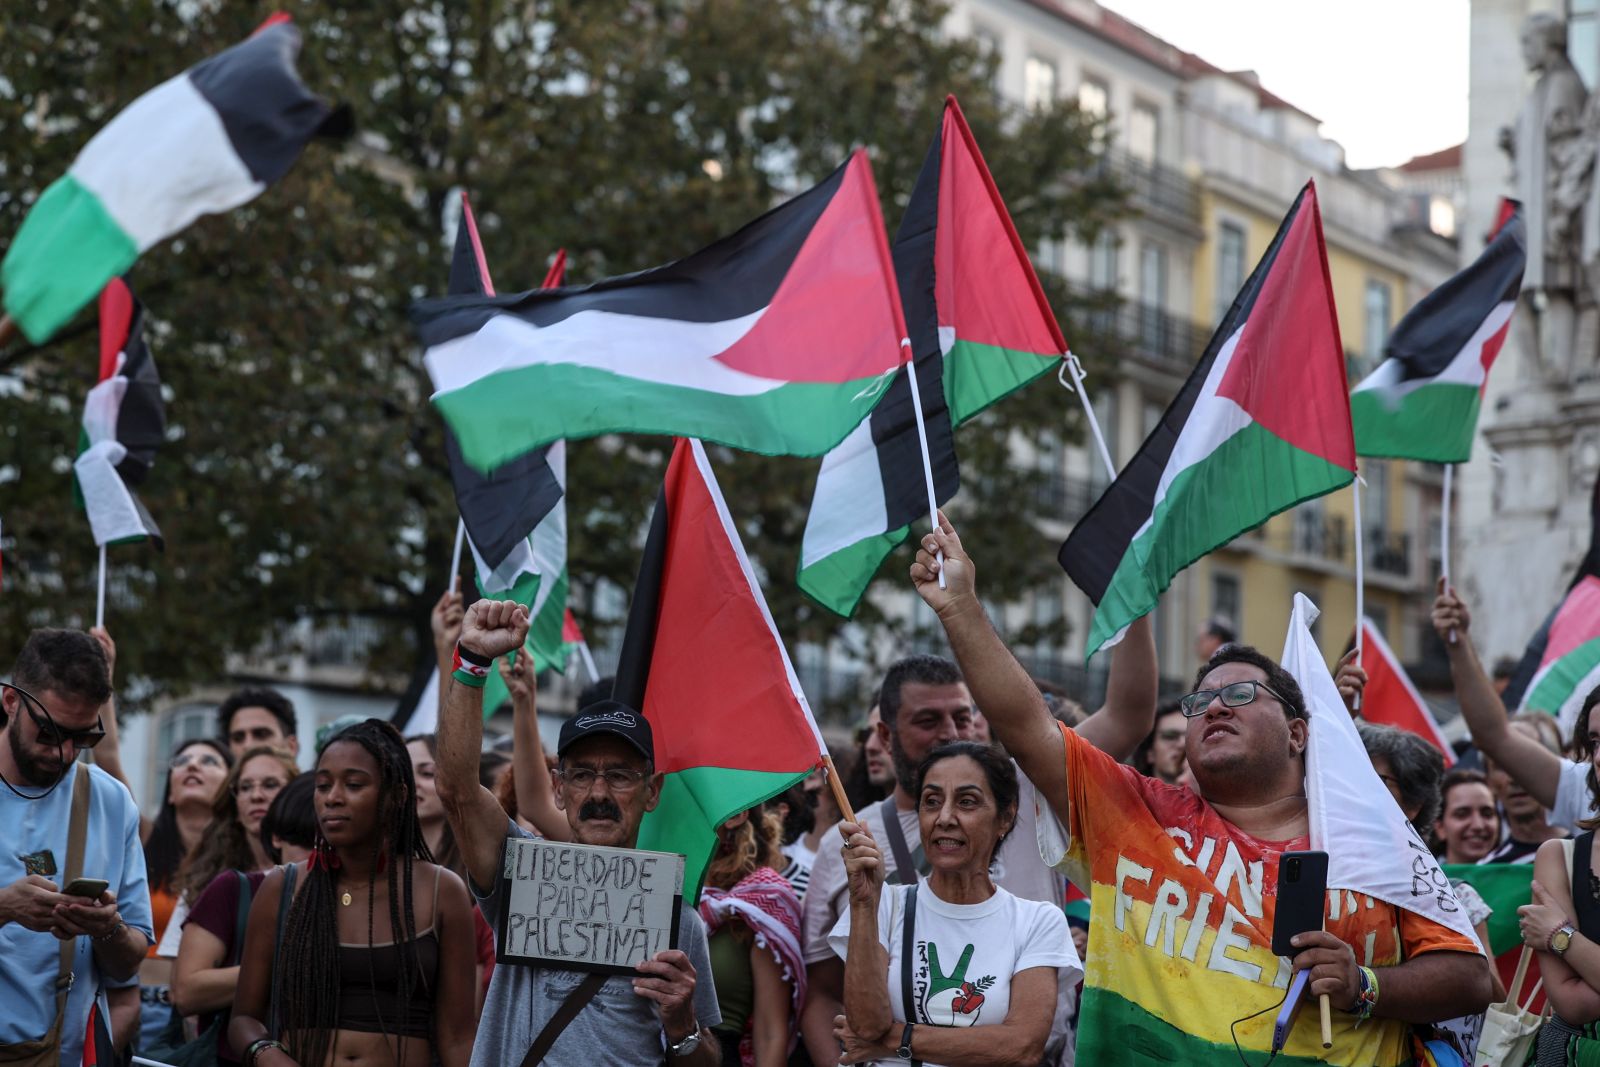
[156,746,299,962]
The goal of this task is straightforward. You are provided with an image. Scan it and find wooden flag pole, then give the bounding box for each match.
[449,518,466,594]
[821,752,858,826]
[902,347,945,590]
[1059,353,1118,482]
[95,545,107,629]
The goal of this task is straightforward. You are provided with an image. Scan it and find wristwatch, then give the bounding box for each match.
[1551,921,1578,956]
[667,1024,701,1058]
[897,1023,915,1060]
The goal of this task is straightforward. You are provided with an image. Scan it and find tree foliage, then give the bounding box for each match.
[0,0,1125,712]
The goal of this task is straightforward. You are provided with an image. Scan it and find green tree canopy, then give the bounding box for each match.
[0,0,1125,713]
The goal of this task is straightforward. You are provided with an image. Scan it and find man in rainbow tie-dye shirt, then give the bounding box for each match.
[909,516,1494,1065]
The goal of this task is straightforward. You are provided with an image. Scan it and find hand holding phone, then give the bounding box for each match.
[1271,851,1328,957]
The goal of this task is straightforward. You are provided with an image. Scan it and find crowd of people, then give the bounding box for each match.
[6,517,1600,1065]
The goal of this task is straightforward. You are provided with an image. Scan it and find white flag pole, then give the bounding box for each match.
[1060,352,1117,482]
[1442,463,1457,645]
[576,640,601,685]
[902,345,946,590]
[95,545,107,629]
[1351,471,1365,712]
[448,518,466,594]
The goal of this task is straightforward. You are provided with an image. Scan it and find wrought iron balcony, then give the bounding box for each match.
[1092,149,1202,225]
[1074,292,1206,373]
[1366,528,1412,577]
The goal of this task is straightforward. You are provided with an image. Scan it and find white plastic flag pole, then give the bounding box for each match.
[1059,352,1118,482]
[1352,472,1365,712]
[448,518,466,594]
[576,640,601,685]
[902,346,946,590]
[1442,464,1457,645]
[95,545,107,629]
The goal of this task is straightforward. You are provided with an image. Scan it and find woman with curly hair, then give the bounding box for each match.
[699,800,806,1066]
[229,718,476,1067]
[156,745,298,960]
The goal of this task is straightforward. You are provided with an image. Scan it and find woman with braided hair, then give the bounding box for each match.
[228,718,476,1067]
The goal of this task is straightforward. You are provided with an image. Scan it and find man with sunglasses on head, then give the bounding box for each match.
[0,628,154,1066]
[911,515,1492,1065]
[435,600,721,1066]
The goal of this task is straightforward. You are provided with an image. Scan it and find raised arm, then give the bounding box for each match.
[911,514,1067,819]
[1074,613,1157,761]
[435,600,530,892]
[1435,579,1563,808]
[503,651,569,841]
[839,821,891,1042]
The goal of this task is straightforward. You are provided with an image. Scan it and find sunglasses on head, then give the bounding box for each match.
[6,683,106,749]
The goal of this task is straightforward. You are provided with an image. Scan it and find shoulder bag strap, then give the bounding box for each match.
[227,870,255,968]
[878,800,922,886]
[1573,832,1600,942]
[268,863,298,1039]
[49,765,93,1020]
[519,972,609,1067]
[899,883,921,1067]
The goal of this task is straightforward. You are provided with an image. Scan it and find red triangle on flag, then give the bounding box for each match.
[1359,619,1454,764]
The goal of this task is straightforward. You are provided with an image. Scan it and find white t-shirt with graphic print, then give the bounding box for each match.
[829,879,1079,1066]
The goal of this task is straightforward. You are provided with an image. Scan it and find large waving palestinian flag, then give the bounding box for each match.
[1503,474,1600,733]
[615,439,827,897]
[1351,203,1523,463]
[74,278,165,549]
[1061,183,1355,657]
[798,96,1064,616]
[2,15,339,344]
[413,150,908,473]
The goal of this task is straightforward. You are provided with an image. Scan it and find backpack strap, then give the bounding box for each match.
[878,800,926,885]
[899,882,921,1067]
[268,863,299,1039]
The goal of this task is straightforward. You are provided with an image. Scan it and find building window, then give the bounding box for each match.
[1216,221,1246,321]
[1367,602,1390,640]
[1129,100,1159,164]
[1428,196,1457,239]
[1572,0,1599,88]
[1024,56,1057,110]
[1078,76,1109,119]
[1365,459,1390,534]
[1364,280,1392,360]
[1139,242,1167,307]
[971,21,1002,89]
[1211,572,1241,632]
[1089,230,1118,292]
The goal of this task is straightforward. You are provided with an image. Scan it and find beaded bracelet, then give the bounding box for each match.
[242,1038,286,1067]
[1352,965,1379,1024]
[452,643,491,688]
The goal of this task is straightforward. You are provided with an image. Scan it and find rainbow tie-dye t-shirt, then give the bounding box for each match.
[1045,723,1479,1065]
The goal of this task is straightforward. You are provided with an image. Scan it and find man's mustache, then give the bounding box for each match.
[580,799,623,822]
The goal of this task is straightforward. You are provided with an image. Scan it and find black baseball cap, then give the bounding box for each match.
[557,699,654,764]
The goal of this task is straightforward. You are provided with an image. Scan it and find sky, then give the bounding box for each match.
[1099,0,1471,169]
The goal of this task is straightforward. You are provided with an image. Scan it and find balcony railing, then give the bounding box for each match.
[1094,149,1202,224]
[1366,528,1411,577]
[1033,471,1106,523]
[1292,512,1347,562]
[1076,293,1206,373]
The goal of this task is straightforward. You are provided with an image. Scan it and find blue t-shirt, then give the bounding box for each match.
[0,761,153,1066]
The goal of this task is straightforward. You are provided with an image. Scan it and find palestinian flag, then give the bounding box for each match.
[1357,618,1454,764]
[443,193,563,570]
[1,15,339,344]
[1351,203,1524,463]
[74,278,164,549]
[564,609,601,683]
[615,439,827,897]
[1443,862,1544,1013]
[1061,183,1355,657]
[1502,474,1600,733]
[413,150,909,473]
[798,96,1063,616]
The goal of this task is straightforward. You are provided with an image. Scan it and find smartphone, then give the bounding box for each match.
[1270,850,1329,958]
[61,878,108,899]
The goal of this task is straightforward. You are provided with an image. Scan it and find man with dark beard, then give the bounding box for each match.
[436,599,721,1066]
[800,622,1158,1066]
[0,628,153,1066]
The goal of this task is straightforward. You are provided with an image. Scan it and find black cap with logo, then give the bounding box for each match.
[556,699,654,764]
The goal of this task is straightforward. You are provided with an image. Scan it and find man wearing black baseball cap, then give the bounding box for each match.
[435,599,721,1066]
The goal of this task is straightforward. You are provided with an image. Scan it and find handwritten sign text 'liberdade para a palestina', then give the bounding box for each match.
[496,837,684,974]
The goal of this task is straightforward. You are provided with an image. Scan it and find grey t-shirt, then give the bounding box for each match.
[470,821,722,1067]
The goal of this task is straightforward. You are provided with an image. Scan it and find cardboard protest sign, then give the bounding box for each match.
[496,836,685,975]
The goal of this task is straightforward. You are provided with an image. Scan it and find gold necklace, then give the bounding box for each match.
[340,879,374,907]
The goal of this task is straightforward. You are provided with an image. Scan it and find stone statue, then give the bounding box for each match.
[1501,12,1586,381]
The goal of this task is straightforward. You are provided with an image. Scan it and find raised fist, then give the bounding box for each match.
[459,599,529,661]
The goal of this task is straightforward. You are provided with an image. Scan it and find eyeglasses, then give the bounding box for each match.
[1178,680,1291,718]
[233,776,287,797]
[559,767,647,793]
[10,684,105,749]
[170,751,226,772]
